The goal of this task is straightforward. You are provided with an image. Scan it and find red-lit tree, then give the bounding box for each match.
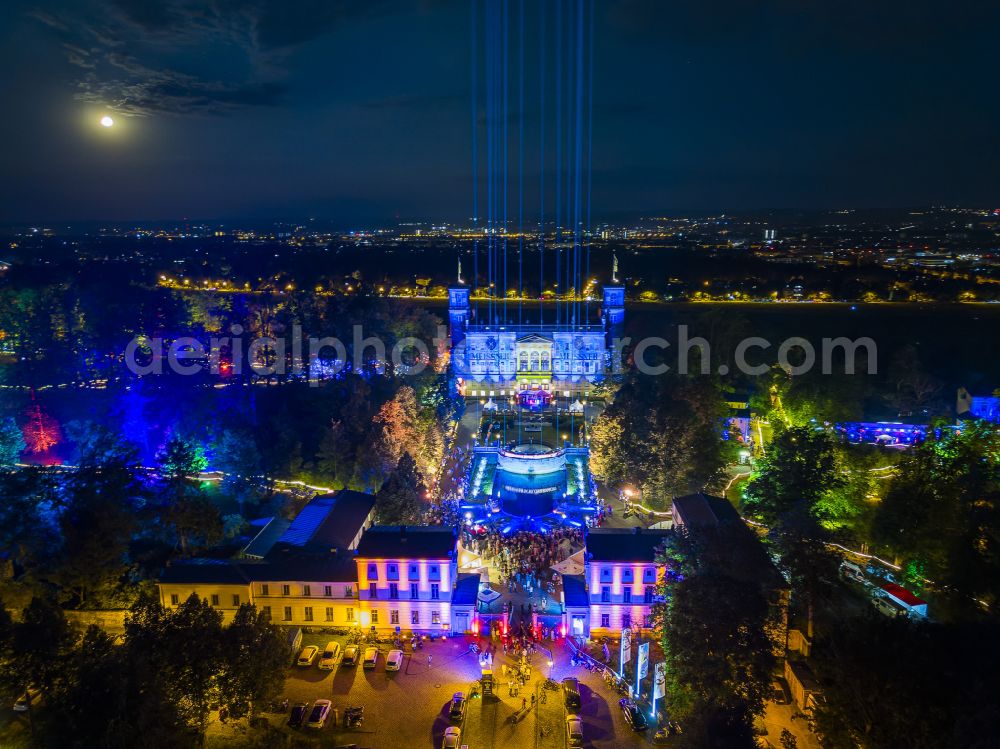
[22,401,61,454]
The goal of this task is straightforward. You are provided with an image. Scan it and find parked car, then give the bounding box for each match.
[306,699,332,729]
[565,714,585,748]
[363,646,379,669]
[771,678,790,705]
[620,698,648,730]
[342,645,359,666]
[287,702,309,728]
[13,687,40,713]
[448,692,467,722]
[442,726,462,749]
[318,642,342,670]
[296,645,319,667]
[562,677,581,710]
[386,649,404,671]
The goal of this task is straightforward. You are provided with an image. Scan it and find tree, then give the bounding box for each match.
[0,467,58,571]
[872,421,1000,614]
[316,419,355,489]
[12,598,74,701]
[0,416,25,466]
[212,428,266,511]
[22,400,61,454]
[655,527,775,745]
[219,604,288,721]
[160,492,224,556]
[155,434,222,556]
[52,455,138,605]
[744,427,844,637]
[376,452,426,524]
[157,434,208,483]
[588,373,736,507]
[125,593,224,738]
[50,625,131,748]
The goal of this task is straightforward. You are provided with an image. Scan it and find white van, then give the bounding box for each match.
[839,561,865,583]
[873,595,905,618]
[318,641,342,670]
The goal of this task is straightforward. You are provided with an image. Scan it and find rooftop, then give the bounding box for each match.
[585,527,670,563]
[562,574,589,608]
[452,573,482,606]
[355,525,458,560]
[269,491,376,556]
[672,492,742,529]
[159,553,357,585]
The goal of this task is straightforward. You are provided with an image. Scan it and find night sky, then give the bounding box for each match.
[0,0,997,224]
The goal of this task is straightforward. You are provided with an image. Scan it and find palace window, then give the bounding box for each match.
[601,614,610,628]
[409,564,420,581]
[170,594,179,605]
[283,607,292,621]
[389,583,399,599]
[324,585,332,597]
[282,584,290,596]
[262,606,271,621]
[232,594,240,606]
[644,586,654,604]
[623,613,631,629]
[304,607,313,622]
[369,583,377,599]
[410,583,419,599]
[303,585,311,596]
[367,563,378,580]
[325,607,334,622]
[210,595,219,606]
[411,610,420,625]
[371,610,379,624]
[431,584,439,600]
[391,610,399,625]
[345,585,354,598]
[623,589,632,604]
[601,586,611,603]
[432,611,441,625]
[387,564,399,581]
[261,584,269,596]
[346,607,354,622]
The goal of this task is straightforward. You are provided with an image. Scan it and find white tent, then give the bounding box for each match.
[551,549,586,576]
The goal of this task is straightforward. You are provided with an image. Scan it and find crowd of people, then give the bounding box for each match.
[464,526,584,582]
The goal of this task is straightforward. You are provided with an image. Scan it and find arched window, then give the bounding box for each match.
[530,351,540,371]
[519,352,528,371]
[541,352,550,370]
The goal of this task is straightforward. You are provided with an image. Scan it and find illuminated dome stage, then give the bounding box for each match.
[460,442,597,534]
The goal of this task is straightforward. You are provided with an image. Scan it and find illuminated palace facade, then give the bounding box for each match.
[449,286,625,400]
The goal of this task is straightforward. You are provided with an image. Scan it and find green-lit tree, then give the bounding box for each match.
[872,421,1000,614]
[654,527,775,747]
[744,426,847,635]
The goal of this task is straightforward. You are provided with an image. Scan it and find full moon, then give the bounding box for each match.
[100,115,114,128]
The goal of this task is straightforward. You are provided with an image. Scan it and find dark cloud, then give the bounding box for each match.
[28,0,442,116]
